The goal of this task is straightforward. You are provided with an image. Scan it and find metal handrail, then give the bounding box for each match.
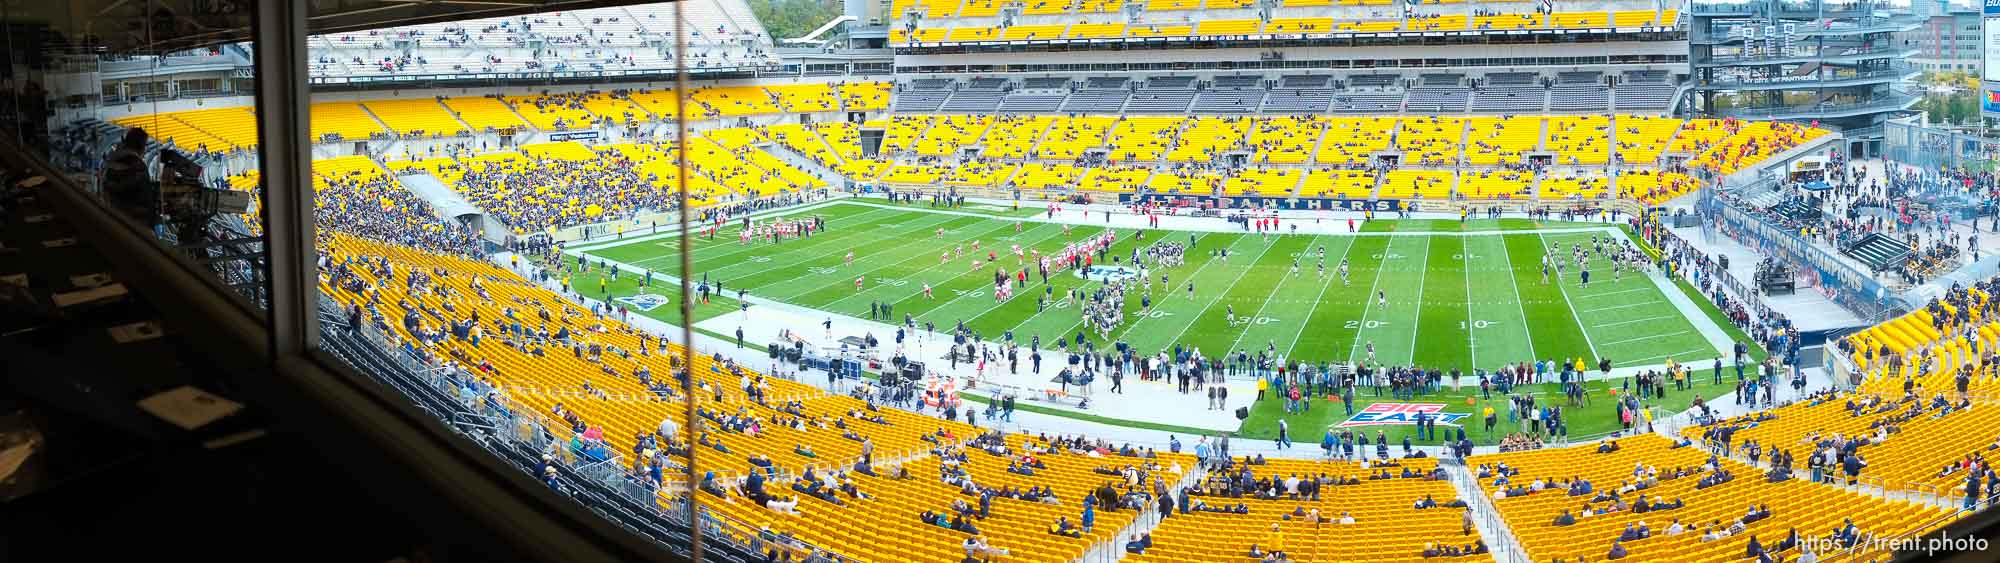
[1700,46,1911,65]
[1698,63,1914,89]
[1820,504,1970,560]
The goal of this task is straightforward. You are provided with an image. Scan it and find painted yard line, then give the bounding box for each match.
[567,197,858,250]
[1230,234,1326,353]
[1156,235,1282,354]
[1104,233,1253,344]
[1593,315,1679,329]
[1402,235,1434,365]
[1013,230,1214,341]
[1345,236,1399,364]
[912,226,1120,326]
[838,199,1630,238]
[709,220,965,292]
[596,207,884,268]
[1598,330,1693,348]
[1463,236,1477,367]
[905,225,1101,322]
[1493,235,1538,362]
[707,210,966,274]
[1098,234,1249,343]
[1569,286,1652,299]
[586,202,883,261]
[821,221,1074,309]
[815,221,1068,309]
[648,206,908,263]
[1283,237,1358,356]
[718,214,966,288]
[1621,231,1739,360]
[615,206,922,275]
[1579,302,1653,314]
[1625,348,1715,365]
[1535,232,1600,360]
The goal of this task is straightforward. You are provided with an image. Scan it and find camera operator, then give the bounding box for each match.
[101,127,159,229]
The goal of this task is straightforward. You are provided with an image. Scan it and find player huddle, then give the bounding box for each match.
[1541,235,1652,287]
[735,216,824,244]
[1146,241,1186,268]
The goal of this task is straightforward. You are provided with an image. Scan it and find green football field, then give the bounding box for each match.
[567,199,1768,444]
[577,200,1721,370]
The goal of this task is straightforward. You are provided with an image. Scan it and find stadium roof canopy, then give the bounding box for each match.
[21,0,671,55]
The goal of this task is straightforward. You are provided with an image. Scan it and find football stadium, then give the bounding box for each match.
[4,0,2000,561]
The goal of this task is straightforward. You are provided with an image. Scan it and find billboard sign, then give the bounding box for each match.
[1986,18,2000,81]
[1988,11,2000,117]
[548,130,601,142]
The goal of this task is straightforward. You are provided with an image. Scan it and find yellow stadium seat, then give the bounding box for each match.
[1067,23,1128,38]
[1396,117,1465,166]
[443,96,530,131]
[1267,17,1335,33]
[1129,24,1194,37]
[310,102,389,140]
[1002,24,1069,41]
[1167,117,1249,162]
[1106,117,1181,162]
[1301,169,1378,198]
[1195,19,1262,35]
[363,98,470,137]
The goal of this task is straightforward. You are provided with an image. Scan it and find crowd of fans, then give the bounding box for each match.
[310,5,773,76]
[1636,212,1800,365]
[1684,119,1824,175]
[314,172,485,257]
[454,155,681,235]
[1715,152,1987,289]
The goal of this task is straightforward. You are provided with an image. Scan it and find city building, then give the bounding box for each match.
[1898,0,1984,73]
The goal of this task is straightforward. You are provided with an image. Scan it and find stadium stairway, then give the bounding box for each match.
[1534,118,1551,155]
[319,302,739,561]
[989,164,1029,190]
[1651,118,1688,161]
[539,204,1969,558]
[1449,459,1529,560]
[495,98,546,139]
[354,102,401,143]
[1469,434,1950,562]
[1304,125,1331,177]
[759,133,849,185]
[1074,461,1212,562]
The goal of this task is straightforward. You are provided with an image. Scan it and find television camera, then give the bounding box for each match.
[157,150,251,246]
